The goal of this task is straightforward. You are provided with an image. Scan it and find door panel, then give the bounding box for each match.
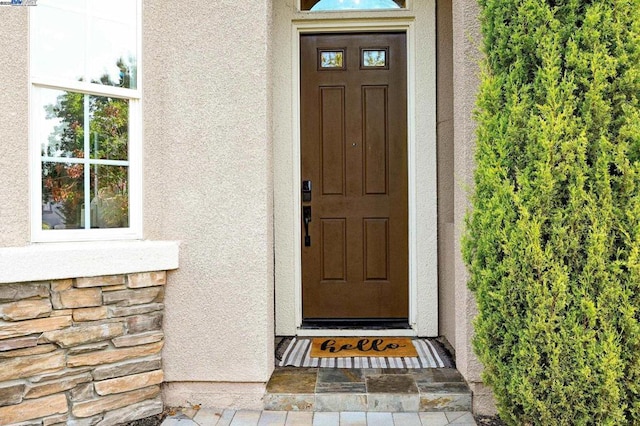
[321,218,347,281]
[320,87,346,195]
[363,86,389,195]
[364,218,389,281]
[301,32,408,321]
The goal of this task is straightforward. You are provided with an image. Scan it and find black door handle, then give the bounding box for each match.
[303,206,311,246]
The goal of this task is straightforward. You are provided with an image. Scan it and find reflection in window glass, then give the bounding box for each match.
[89,95,129,161]
[37,88,84,159]
[37,88,130,231]
[41,163,129,230]
[304,0,404,11]
[42,161,85,230]
[31,5,85,83]
[32,0,137,237]
[320,51,344,68]
[32,0,137,89]
[363,50,387,67]
[36,90,129,161]
[93,165,129,228]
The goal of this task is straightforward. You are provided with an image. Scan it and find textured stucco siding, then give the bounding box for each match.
[0,7,29,247]
[437,0,456,350]
[0,0,276,406]
[452,0,497,414]
[142,0,274,401]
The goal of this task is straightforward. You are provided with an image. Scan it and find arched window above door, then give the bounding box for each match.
[301,0,405,11]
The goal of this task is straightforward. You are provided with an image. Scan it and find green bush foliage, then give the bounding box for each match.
[463,0,640,422]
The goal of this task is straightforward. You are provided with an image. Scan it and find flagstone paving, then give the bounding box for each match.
[161,409,477,425]
[264,367,472,412]
[161,365,476,425]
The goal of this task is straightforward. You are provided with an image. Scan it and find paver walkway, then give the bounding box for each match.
[161,409,477,425]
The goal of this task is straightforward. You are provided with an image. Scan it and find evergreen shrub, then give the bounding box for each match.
[463,0,640,422]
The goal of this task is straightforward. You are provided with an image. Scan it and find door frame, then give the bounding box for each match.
[273,3,437,337]
[286,18,436,337]
[300,32,410,322]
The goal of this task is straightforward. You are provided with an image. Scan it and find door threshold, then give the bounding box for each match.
[302,319,411,328]
[297,328,417,337]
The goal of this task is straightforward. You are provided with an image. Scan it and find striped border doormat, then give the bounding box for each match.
[277,338,454,368]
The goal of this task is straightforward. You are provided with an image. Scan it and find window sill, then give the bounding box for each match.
[0,240,180,284]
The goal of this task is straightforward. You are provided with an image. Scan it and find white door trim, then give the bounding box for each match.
[289,19,434,336]
[273,3,437,337]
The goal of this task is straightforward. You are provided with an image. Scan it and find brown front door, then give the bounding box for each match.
[301,32,408,323]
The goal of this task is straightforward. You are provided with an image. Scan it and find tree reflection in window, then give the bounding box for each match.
[41,59,133,230]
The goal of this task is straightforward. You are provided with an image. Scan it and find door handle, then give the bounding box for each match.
[303,206,311,247]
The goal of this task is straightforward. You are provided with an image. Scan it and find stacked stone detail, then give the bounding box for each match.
[0,271,167,425]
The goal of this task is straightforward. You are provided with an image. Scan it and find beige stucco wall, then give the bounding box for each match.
[0,7,29,247]
[451,0,497,414]
[142,0,274,408]
[0,0,275,409]
[435,0,496,413]
[437,0,456,346]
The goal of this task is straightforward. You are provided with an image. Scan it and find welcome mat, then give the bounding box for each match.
[277,337,453,368]
[310,337,418,358]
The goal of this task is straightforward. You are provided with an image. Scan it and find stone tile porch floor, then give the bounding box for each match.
[161,366,476,425]
[161,409,477,425]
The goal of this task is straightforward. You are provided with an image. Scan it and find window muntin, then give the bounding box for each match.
[301,0,405,11]
[31,0,141,241]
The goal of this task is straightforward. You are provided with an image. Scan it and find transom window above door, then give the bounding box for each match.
[301,0,405,11]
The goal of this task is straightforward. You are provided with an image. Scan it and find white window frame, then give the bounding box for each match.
[29,0,142,242]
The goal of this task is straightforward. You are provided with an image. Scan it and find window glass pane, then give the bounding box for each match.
[42,162,84,230]
[88,0,137,88]
[92,165,129,228]
[31,2,85,82]
[320,51,344,68]
[89,95,129,160]
[37,88,85,159]
[303,0,404,11]
[89,0,135,24]
[363,50,387,67]
[37,89,129,161]
[32,0,137,89]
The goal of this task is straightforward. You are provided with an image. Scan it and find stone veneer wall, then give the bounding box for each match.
[0,271,167,425]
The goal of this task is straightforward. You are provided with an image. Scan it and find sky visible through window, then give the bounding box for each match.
[310,0,402,11]
[32,0,136,86]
